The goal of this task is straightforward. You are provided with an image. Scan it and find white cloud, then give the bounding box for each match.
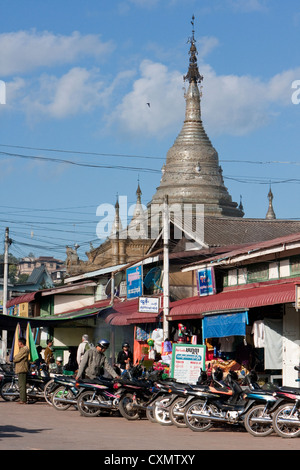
[106,60,300,138]
[22,67,106,120]
[0,30,113,76]
[106,60,184,139]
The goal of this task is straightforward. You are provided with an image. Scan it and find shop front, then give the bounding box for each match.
[167,278,300,387]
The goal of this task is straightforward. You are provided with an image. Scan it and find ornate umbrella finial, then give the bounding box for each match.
[184,15,203,84]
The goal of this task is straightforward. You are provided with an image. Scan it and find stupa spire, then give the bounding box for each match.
[150,17,243,218]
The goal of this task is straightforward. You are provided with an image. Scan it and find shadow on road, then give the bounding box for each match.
[0,425,50,440]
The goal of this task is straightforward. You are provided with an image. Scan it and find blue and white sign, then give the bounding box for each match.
[197,267,216,296]
[138,296,160,313]
[126,265,143,299]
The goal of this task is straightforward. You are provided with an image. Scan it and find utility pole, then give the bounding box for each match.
[163,196,169,340]
[2,227,11,361]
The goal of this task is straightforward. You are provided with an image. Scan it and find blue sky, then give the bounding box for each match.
[0,0,300,262]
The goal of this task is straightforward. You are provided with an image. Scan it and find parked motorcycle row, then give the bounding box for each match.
[1,360,300,439]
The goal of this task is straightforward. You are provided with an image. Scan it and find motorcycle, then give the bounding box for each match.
[183,368,278,435]
[51,375,85,410]
[271,366,300,438]
[116,362,165,421]
[76,376,121,417]
[151,369,211,427]
[0,363,51,403]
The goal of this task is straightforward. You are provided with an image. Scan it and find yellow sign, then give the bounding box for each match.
[19,303,29,317]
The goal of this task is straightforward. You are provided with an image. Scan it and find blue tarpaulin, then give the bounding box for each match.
[202,311,248,339]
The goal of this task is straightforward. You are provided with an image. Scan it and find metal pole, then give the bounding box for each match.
[163,196,169,340]
[2,227,10,361]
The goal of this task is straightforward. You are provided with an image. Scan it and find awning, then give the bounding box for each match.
[202,311,248,339]
[6,291,39,307]
[0,299,111,328]
[101,298,162,326]
[168,278,300,321]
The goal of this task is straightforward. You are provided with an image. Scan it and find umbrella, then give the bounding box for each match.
[26,323,39,362]
[9,323,21,362]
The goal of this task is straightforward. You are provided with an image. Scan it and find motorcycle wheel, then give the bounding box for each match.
[0,381,19,401]
[44,379,59,405]
[184,400,213,432]
[25,383,39,403]
[118,393,141,420]
[77,391,103,417]
[153,397,173,426]
[52,385,73,411]
[146,405,157,423]
[169,397,187,428]
[244,405,274,437]
[272,404,300,438]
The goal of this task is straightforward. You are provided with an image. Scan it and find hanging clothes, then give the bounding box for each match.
[264,318,283,369]
[251,320,265,348]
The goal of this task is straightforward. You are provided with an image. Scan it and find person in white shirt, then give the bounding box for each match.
[77,334,90,366]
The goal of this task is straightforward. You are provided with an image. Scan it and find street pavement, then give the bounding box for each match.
[0,400,298,455]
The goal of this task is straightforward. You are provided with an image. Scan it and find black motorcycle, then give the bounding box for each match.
[154,369,212,428]
[51,375,84,410]
[116,362,164,421]
[76,375,121,417]
[271,366,300,438]
[183,368,278,435]
[0,364,51,403]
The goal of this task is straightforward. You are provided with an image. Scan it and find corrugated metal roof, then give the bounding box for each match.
[183,231,300,271]
[101,298,161,325]
[168,277,300,320]
[6,291,39,307]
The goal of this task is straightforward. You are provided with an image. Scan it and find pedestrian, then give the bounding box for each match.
[76,339,119,381]
[44,339,54,367]
[76,334,91,366]
[117,342,133,371]
[55,356,64,374]
[13,337,29,404]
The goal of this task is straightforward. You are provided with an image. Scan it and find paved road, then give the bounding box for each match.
[0,400,298,454]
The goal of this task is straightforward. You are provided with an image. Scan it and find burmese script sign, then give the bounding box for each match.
[138,296,160,313]
[171,343,206,384]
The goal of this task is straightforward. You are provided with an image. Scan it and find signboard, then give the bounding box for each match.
[138,296,160,313]
[197,267,216,296]
[126,265,143,299]
[171,343,206,384]
[296,285,300,311]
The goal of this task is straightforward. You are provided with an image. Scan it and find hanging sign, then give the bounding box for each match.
[171,343,206,384]
[197,267,216,296]
[138,296,160,313]
[126,265,143,299]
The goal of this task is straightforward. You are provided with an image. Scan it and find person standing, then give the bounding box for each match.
[13,337,30,404]
[76,334,90,366]
[44,339,54,367]
[117,342,133,371]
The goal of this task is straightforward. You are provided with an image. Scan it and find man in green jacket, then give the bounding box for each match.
[13,337,30,404]
[76,339,118,381]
